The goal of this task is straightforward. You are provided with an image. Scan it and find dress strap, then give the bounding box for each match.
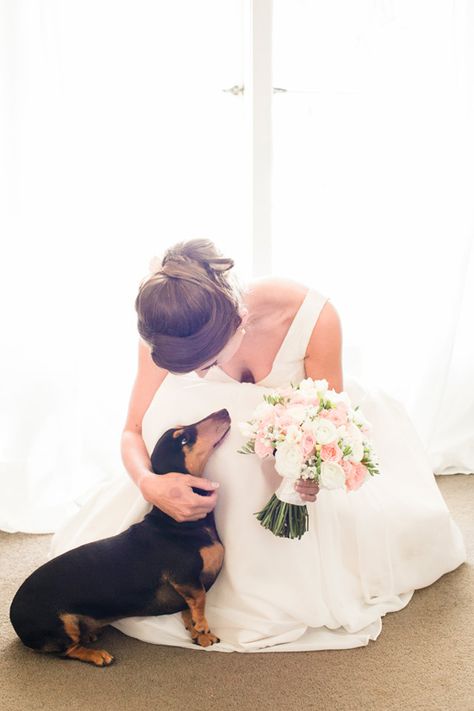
[276,288,330,363]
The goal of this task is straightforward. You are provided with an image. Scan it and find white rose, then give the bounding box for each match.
[298,377,329,394]
[320,462,346,489]
[347,421,363,439]
[298,377,320,392]
[238,421,256,439]
[274,441,304,480]
[313,418,337,445]
[313,378,329,390]
[296,380,319,401]
[344,437,364,463]
[327,389,351,406]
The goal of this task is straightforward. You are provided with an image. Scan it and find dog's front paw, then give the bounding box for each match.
[92,649,115,667]
[64,646,115,666]
[193,631,220,647]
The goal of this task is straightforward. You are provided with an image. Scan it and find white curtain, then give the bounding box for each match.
[272,0,474,473]
[1,1,472,534]
[0,0,248,532]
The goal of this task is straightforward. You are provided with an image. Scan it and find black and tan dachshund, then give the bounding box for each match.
[9,408,231,666]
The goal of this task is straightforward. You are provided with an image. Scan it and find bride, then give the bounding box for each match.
[50,238,466,653]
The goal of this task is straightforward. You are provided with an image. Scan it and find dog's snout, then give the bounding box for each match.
[200,408,230,425]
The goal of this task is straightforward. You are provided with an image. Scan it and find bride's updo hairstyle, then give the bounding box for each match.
[135,238,245,373]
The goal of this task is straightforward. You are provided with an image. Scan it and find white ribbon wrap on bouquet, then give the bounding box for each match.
[275,476,307,506]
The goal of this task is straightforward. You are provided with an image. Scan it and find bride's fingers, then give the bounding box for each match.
[189,491,218,519]
[190,512,209,521]
[294,481,319,493]
[294,481,318,502]
[300,494,317,502]
[294,479,319,488]
[296,491,318,497]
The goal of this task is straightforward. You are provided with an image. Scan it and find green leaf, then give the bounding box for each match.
[237,439,256,455]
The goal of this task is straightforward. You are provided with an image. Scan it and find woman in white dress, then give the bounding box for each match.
[50,238,467,653]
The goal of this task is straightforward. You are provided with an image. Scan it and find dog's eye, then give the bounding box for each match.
[180,436,188,446]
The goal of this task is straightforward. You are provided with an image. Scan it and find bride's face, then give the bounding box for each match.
[195,307,248,378]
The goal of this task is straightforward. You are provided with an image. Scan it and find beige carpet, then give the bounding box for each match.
[1,474,473,711]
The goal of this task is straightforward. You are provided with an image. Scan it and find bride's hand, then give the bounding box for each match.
[294,479,320,502]
[139,471,220,522]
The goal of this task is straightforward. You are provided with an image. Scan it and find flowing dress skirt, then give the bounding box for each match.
[50,373,466,652]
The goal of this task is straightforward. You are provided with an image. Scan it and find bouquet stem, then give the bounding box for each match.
[254,494,309,540]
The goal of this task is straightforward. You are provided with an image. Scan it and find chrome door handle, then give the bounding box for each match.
[222,84,245,95]
[222,85,287,95]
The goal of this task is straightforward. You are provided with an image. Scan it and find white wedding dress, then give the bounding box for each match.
[49,288,467,653]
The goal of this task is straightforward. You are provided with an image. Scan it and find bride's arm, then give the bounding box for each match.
[121,339,168,491]
[304,300,343,392]
[120,339,220,522]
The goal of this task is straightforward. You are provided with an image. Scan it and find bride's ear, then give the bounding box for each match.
[239,306,249,327]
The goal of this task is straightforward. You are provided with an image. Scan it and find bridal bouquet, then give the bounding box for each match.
[238,378,380,540]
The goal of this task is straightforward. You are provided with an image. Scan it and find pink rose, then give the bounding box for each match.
[289,393,309,405]
[342,460,368,491]
[254,435,273,458]
[301,431,317,458]
[341,459,355,475]
[259,411,276,428]
[320,442,343,463]
[319,403,348,427]
[275,413,294,432]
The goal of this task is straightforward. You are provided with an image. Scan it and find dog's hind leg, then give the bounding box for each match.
[60,613,114,667]
[170,582,220,647]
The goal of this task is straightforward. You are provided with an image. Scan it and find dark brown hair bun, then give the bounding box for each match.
[135,238,244,373]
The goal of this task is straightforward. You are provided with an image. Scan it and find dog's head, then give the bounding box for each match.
[150,408,231,477]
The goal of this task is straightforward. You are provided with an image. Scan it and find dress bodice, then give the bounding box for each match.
[203,287,330,388]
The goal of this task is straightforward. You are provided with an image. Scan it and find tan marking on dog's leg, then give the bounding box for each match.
[199,542,224,581]
[181,608,199,641]
[64,644,114,667]
[181,607,194,630]
[60,613,81,644]
[59,613,114,666]
[169,582,219,647]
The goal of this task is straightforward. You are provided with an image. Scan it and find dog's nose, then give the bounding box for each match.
[215,408,230,420]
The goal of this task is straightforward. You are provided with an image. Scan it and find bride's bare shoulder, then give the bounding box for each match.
[244,275,341,334]
[243,275,309,310]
